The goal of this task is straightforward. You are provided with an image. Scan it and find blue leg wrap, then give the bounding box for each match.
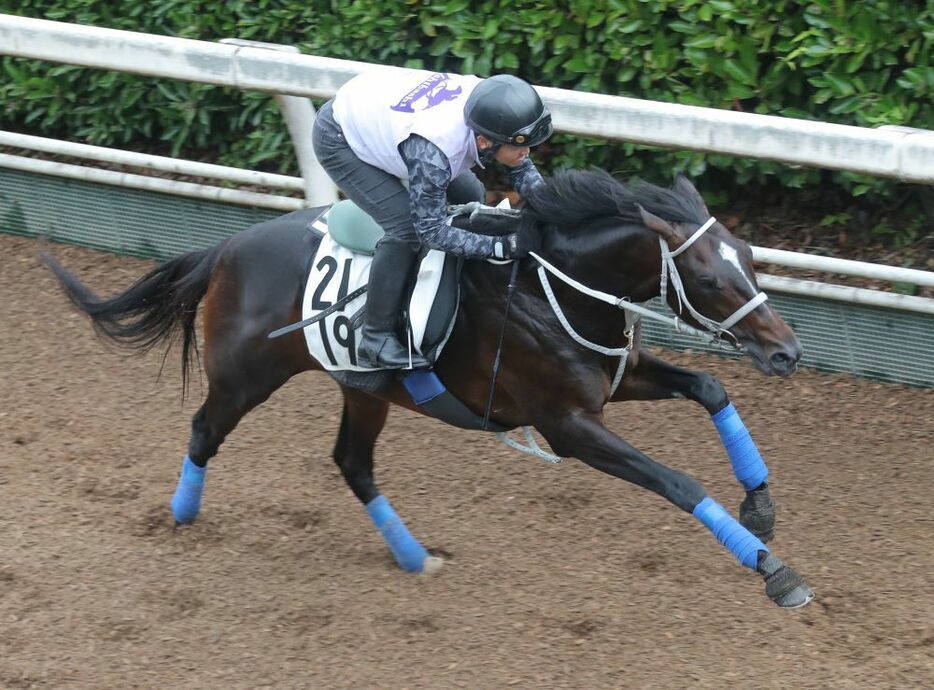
[712,402,768,491]
[365,495,429,573]
[171,455,206,524]
[693,497,768,569]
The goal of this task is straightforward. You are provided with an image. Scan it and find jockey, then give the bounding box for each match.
[312,70,553,369]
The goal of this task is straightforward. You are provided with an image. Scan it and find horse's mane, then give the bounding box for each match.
[521,169,708,230]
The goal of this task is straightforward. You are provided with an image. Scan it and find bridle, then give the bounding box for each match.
[529,216,771,389]
[658,217,769,343]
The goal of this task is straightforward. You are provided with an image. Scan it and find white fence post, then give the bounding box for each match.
[220,38,338,207]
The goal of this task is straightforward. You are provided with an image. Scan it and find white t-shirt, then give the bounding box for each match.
[333,69,483,180]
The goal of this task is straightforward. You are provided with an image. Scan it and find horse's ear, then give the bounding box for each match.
[636,204,679,243]
[673,173,709,216]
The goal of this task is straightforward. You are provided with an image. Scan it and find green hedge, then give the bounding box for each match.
[1,1,931,208]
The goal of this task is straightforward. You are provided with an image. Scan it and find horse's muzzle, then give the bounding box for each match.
[743,337,802,377]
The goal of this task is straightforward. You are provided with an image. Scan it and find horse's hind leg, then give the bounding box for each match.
[333,386,441,574]
[171,364,294,524]
[613,349,775,542]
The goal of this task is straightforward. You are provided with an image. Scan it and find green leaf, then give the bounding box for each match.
[555,34,580,51]
[684,35,717,49]
[667,21,695,34]
[428,37,453,57]
[439,0,468,16]
[823,73,856,96]
[495,52,519,70]
[779,107,813,119]
[563,54,592,73]
[587,13,605,28]
[708,1,736,13]
[845,50,868,74]
[617,18,645,34]
[723,58,757,85]
[615,66,637,82]
[828,95,864,114]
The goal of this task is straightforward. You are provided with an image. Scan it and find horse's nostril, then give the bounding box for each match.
[770,350,798,369]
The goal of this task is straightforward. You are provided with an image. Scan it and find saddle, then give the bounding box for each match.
[299,201,511,433]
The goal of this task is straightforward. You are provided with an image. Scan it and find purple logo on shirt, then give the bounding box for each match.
[390,73,463,113]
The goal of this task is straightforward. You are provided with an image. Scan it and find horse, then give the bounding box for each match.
[43,169,814,608]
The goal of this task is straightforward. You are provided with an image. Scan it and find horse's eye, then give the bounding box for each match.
[697,276,720,290]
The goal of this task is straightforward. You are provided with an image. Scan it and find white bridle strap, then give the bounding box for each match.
[665,216,717,258]
[534,263,641,399]
[532,253,619,307]
[721,291,768,330]
[536,266,630,356]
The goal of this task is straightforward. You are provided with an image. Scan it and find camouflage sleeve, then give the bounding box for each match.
[399,135,501,259]
[507,157,545,197]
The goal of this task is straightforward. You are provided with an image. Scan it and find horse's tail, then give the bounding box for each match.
[42,241,228,396]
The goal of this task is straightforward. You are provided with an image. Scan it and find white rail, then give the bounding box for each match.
[757,275,934,315]
[0,131,304,191]
[751,247,934,288]
[2,13,933,183]
[0,154,303,211]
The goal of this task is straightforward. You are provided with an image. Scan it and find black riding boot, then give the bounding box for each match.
[358,242,430,369]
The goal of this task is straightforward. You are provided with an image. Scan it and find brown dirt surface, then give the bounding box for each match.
[2,234,932,689]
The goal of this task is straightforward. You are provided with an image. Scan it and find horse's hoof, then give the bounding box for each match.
[740,484,775,543]
[758,553,814,609]
[772,583,815,609]
[421,556,444,575]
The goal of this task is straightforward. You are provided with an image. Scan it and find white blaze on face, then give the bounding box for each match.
[718,241,757,293]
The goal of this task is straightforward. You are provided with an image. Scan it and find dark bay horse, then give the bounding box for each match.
[44,169,814,608]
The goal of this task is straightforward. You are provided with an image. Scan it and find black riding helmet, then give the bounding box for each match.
[464,75,553,147]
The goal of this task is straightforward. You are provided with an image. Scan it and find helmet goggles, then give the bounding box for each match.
[499,111,553,147]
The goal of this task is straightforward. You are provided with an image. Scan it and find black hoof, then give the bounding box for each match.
[758,553,814,609]
[740,483,775,543]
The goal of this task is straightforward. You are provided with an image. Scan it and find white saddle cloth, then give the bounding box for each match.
[302,231,447,371]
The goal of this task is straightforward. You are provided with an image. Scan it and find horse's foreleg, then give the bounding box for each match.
[613,350,775,541]
[334,387,441,574]
[537,412,812,608]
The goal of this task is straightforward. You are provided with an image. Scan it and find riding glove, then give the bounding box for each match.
[493,226,541,260]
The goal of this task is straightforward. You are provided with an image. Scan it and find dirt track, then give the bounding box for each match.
[1,234,932,689]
